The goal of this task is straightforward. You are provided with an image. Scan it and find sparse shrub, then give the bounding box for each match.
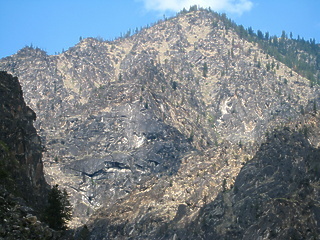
[300,105,305,115]
[187,130,194,143]
[203,62,208,77]
[222,178,227,192]
[171,81,177,90]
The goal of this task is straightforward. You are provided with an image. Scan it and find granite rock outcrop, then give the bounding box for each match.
[1,9,320,238]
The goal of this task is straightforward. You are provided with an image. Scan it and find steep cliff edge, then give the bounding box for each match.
[0,71,47,208]
[0,71,62,239]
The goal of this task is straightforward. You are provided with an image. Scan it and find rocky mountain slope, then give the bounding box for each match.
[84,114,320,239]
[0,71,61,239]
[0,71,47,209]
[185,123,320,240]
[1,8,320,238]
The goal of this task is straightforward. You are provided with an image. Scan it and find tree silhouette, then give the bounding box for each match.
[203,62,208,77]
[44,184,72,230]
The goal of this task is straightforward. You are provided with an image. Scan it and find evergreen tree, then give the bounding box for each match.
[257,30,264,40]
[281,30,287,40]
[247,27,254,36]
[203,62,208,77]
[171,80,178,90]
[44,184,72,230]
[231,48,235,58]
[256,60,261,68]
[266,62,271,71]
[214,11,320,84]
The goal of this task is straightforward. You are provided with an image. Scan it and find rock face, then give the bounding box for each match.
[81,115,320,239]
[0,71,47,209]
[0,8,320,238]
[0,185,63,240]
[0,71,62,239]
[184,126,320,240]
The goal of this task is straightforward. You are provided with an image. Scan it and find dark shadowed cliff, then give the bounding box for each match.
[0,71,47,209]
[0,71,66,239]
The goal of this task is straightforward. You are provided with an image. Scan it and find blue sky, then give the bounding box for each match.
[1,0,319,59]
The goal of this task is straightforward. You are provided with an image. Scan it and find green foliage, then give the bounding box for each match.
[302,125,309,137]
[189,5,198,12]
[256,60,261,68]
[266,62,271,71]
[271,60,276,69]
[222,178,227,192]
[171,80,178,90]
[121,7,319,83]
[207,114,216,128]
[44,185,72,230]
[0,142,16,183]
[300,105,305,115]
[0,161,9,180]
[203,62,208,77]
[78,225,90,240]
[230,48,234,58]
[0,140,9,153]
[215,11,320,84]
[187,130,194,143]
[118,73,122,82]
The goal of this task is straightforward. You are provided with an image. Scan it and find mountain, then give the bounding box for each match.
[0,71,47,208]
[185,125,320,239]
[86,118,320,240]
[1,8,320,239]
[0,71,61,239]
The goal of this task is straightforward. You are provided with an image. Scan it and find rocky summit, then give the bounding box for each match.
[1,8,320,239]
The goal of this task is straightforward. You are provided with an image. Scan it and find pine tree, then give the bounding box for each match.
[266,62,271,71]
[203,62,208,77]
[44,184,72,230]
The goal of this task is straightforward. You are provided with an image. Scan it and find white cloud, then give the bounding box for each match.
[140,0,253,15]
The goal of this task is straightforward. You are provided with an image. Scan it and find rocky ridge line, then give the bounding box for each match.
[0,9,319,231]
